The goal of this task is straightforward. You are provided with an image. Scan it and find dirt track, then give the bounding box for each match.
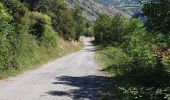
[0,38,113,100]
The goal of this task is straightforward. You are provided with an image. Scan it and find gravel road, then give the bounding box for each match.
[0,38,113,100]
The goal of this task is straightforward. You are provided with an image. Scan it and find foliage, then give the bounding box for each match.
[94,13,170,99]
[73,6,85,40]
[94,14,128,45]
[94,14,112,44]
[97,47,132,75]
[143,0,170,47]
[1,0,28,22]
[83,27,94,37]
[0,3,15,71]
[28,12,58,47]
[19,0,40,11]
[143,0,170,34]
[83,22,94,37]
[0,0,84,78]
[109,14,126,45]
[22,0,85,41]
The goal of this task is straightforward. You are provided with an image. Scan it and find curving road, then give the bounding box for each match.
[0,38,114,100]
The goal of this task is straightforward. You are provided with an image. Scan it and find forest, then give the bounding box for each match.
[0,0,87,78]
[94,0,170,99]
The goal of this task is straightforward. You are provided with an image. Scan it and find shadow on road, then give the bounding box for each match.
[46,75,115,100]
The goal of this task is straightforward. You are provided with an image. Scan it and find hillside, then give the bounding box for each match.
[95,0,149,15]
[65,0,130,21]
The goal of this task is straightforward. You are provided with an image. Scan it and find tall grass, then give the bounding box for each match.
[0,36,83,79]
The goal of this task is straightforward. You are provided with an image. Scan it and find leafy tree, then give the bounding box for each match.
[143,0,170,69]
[94,14,112,43]
[94,13,170,99]
[1,0,28,22]
[20,0,85,41]
[109,14,126,45]
[73,6,85,40]
[143,0,170,34]
[0,0,84,77]
[0,3,16,70]
[19,0,40,11]
[94,14,127,45]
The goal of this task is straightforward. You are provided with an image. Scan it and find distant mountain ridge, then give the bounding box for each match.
[65,0,131,21]
[94,0,149,15]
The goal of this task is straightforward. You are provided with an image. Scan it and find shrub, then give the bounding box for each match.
[25,12,58,47]
[94,14,127,45]
[95,13,170,99]
[99,47,132,74]
[1,0,28,22]
[0,2,58,75]
[24,0,82,41]
[109,14,127,45]
[123,19,157,70]
[94,14,112,44]
[0,3,16,71]
[0,0,83,79]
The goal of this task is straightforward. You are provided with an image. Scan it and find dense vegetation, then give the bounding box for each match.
[0,0,85,78]
[94,0,170,99]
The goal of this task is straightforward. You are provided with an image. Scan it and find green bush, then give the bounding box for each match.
[30,12,51,25]
[94,14,112,44]
[0,1,59,76]
[109,14,126,45]
[28,12,58,47]
[99,47,132,74]
[1,0,28,22]
[15,11,59,70]
[0,0,84,79]
[95,13,170,99]
[0,3,19,76]
[41,25,58,47]
[123,19,157,70]
[23,0,84,41]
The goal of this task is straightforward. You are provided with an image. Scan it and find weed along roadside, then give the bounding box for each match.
[0,37,83,79]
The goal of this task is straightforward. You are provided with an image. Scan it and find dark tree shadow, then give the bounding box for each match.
[46,75,116,100]
[83,48,96,52]
[83,46,103,52]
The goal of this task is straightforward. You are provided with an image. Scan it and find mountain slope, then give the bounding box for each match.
[95,0,149,15]
[65,0,130,21]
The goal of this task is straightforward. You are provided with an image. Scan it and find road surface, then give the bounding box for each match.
[0,38,113,100]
